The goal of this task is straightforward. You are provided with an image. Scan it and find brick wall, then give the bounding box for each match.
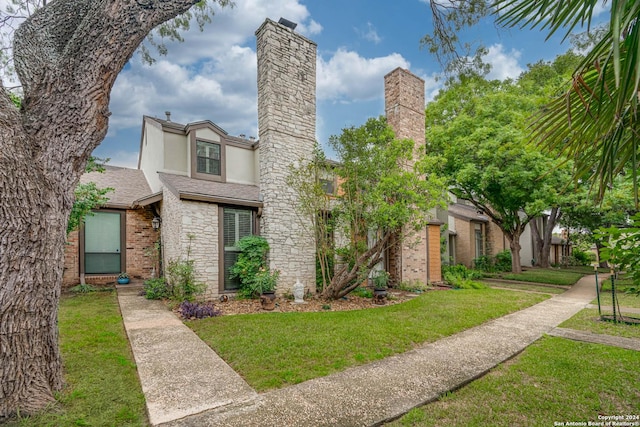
[62,207,157,287]
[125,207,157,280]
[486,220,506,257]
[384,68,440,283]
[454,217,473,268]
[63,230,80,286]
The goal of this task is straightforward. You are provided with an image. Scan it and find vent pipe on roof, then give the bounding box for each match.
[165,111,171,121]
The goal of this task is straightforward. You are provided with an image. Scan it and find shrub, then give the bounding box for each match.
[178,301,221,319]
[494,250,512,272]
[352,286,373,298]
[397,280,432,293]
[443,264,482,280]
[166,259,206,302]
[230,235,280,298]
[473,255,493,272]
[571,248,592,266]
[442,264,486,289]
[143,277,169,300]
[372,271,390,289]
[443,272,487,289]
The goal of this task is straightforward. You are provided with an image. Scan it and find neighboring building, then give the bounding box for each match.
[445,198,571,268]
[63,19,446,295]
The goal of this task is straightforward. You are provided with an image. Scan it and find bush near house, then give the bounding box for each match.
[473,250,512,273]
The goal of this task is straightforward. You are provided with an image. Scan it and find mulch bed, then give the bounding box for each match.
[211,289,438,316]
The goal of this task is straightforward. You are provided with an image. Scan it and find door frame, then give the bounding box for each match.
[79,209,127,276]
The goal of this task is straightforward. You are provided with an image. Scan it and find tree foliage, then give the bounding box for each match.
[425,70,571,272]
[426,0,640,204]
[289,117,447,300]
[66,157,113,234]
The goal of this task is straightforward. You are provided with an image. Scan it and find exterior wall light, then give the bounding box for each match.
[152,216,161,231]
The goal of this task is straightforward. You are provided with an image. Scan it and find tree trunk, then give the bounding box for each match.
[1,0,207,417]
[531,208,562,268]
[321,232,390,300]
[0,134,69,415]
[507,231,522,273]
[595,239,608,268]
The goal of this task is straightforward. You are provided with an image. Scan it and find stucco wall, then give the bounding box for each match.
[140,121,166,192]
[227,145,257,185]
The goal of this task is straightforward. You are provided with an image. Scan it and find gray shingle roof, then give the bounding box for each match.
[80,165,152,209]
[159,173,261,206]
[448,202,489,222]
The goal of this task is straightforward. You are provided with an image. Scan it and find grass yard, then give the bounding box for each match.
[594,275,640,309]
[481,281,566,294]
[389,336,640,427]
[188,289,547,391]
[7,291,147,427]
[560,308,640,339]
[494,268,584,286]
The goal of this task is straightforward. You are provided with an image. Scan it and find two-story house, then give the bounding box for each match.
[63,18,445,297]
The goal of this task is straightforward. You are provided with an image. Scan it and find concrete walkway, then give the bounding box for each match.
[118,274,628,427]
[117,286,257,425]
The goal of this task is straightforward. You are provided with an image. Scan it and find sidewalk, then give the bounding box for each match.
[118,275,610,427]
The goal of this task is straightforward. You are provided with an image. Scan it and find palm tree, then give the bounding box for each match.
[494,1,640,204]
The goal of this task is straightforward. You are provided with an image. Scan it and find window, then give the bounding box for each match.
[222,208,254,290]
[474,224,484,258]
[196,140,221,175]
[320,179,335,195]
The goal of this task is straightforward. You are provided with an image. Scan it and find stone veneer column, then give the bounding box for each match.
[256,18,317,294]
[384,68,442,283]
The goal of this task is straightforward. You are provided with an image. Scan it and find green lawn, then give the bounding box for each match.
[481,281,566,294]
[560,308,640,339]
[389,336,640,426]
[593,275,640,309]
[188,289,547,391]
[494,268,584,286]
[7,291,147,427]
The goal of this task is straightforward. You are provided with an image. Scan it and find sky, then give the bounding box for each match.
[89,0,608,168]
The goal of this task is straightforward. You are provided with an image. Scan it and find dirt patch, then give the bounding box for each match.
[212,289,434,316]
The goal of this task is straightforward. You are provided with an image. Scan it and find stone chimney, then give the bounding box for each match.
[256,18,317,293]
[384,68,442,283]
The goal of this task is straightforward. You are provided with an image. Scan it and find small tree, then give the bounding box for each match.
[67,157,113,234]
[290,117,447,300]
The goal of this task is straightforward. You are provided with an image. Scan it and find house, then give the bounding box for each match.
[63,18,444,296]
[444,198,571,268]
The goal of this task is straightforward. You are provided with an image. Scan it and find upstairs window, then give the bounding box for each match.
[196,140,221,175]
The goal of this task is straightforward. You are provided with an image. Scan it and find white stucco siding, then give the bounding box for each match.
[226,145,257,185]
[164,132,188,175]
[140,121,165,192]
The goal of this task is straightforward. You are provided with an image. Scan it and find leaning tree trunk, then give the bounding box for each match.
[0,0,205,417]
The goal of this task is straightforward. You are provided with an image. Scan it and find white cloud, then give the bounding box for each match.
[483,44,524,81]
[317,49,410,102]
[357,22,382,44]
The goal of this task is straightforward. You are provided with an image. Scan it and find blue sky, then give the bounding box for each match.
[95,0,607,167]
